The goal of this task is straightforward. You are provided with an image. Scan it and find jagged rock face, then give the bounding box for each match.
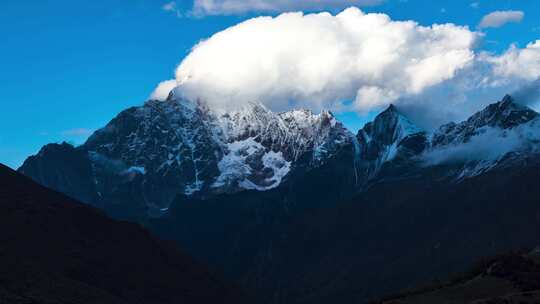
[19,96,354,217]
[84,98,224,212]
[223,105,347,163]
[215,103,353,190]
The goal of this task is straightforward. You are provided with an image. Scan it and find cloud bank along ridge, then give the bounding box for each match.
[422,115,540,166]
[153,7,540,126]
[172,7,478,111]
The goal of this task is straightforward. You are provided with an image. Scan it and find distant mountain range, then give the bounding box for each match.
[18,94,540,303]
[0,164,244,304]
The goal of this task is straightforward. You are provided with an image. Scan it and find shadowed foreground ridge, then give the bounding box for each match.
[375,249,540,304]
[0,163,244,304]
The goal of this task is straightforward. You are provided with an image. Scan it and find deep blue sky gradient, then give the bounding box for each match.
[1,0,539,168]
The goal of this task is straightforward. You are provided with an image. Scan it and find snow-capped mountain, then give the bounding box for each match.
[18,93,540,218]
[19,94,354,216]
[355,104,427,180]
[431,95,539,147]
[214,102,352,190]
[17,93,540,304]
[352,95,540,183]
[418,95,540,180]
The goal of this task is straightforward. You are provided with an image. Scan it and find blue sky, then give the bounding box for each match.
[1,0,539,169]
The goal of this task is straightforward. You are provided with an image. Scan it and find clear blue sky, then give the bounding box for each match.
[1,0,539,168]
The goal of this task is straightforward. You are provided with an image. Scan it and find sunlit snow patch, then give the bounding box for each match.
[213,138,291,191]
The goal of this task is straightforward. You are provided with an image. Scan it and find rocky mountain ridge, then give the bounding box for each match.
[19,94,540,219]
[19,94,354,218]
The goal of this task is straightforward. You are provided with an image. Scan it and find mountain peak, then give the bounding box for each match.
[371,104,421,141]
[320,109,334,117]
[166,89,176,101]
[374,104,399,120]
[384,104,398,113]
[501,94,514,105]
[356,103,423,164]
[432,95,540,147]
[498,94,527,112]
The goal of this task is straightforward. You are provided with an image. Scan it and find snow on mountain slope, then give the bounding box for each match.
[220,103,349,162]
[210,102,353,191]
[19,94,354,214]
[19,92,540,217]
[355,104,426,180]
[431,95,539,147]
[352,95,540,183]
[422,95,540,179]
[84,97,224,199]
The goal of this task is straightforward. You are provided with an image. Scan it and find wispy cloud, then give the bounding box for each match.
[162,1,181,17]
[470,2,479,9]
[422,116,540,166]
[190,0,383,16]
[478,10,524,29]
[61,128,94,137]
[150,79,177,101]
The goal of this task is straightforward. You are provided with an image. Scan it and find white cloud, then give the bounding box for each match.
[354,86,398,113]
[162,1,176,11]
[61,128,94,137]
[423,128,521,165]
[478,10,524,29]
[191,0,383,16]
[423,118,540,165]
[174,7,478,113]
[150,79,177,101]
[148,7,540,130]
[485,40,540,81]
[162,1,181,17]
[470,2,479,9]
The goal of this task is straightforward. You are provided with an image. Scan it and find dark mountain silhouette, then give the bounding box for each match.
[0,163,244,304]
